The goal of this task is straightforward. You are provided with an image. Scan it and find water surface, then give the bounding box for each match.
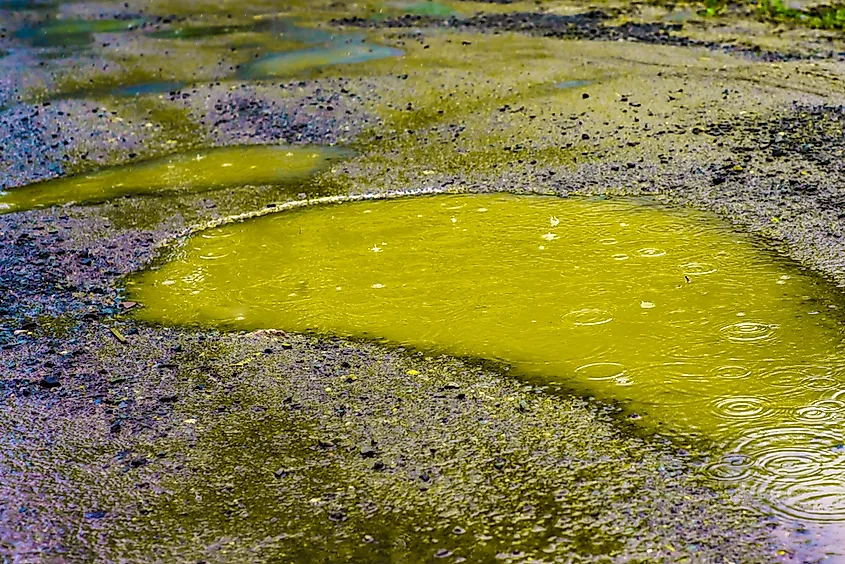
[241,38,403,79]
[0,145,341,213]
[129,193,845,524]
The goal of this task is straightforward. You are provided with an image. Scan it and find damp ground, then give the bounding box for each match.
[3,0,845,562]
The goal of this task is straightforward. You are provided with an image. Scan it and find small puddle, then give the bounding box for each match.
[387,1,457,17]
[146,17,336,44]
[240,37,403,79]
[108,80,186,97]
[0,145,342,213]
[556,80,592,90]
[129,193,845,525]
[16,18,144,48]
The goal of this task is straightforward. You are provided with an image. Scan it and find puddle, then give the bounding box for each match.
[387,1,457,17]
[146,17,336,44]
[108,80,186,97]
[240,38,403,79]
[147,23,257,40]
[129,193,845,524]
[0,145,342,213]
[16,18,144,48]
[556,80,592,90]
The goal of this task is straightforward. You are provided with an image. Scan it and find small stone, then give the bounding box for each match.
[373,460,385,471]
[363,535,374,543]
[328,510,347,522]
[434,549,453,558]
[360,446,377,458]
[38,375,61,389]
[493,458,505,470]
[274,468,289,479]
[452,526,466,535]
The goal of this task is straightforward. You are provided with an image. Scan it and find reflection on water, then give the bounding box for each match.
[130,193,845,525]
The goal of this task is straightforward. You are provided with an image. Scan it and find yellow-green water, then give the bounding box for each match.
[0,145,341,213]
[128,193,845,523]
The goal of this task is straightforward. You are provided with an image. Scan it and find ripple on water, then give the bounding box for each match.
[711,396,771,421]
[734,427,845,521]
[574,362,626,382]
[795,399,845,424]
[637,247,666,258]
[711,364,752,380]
[764,365,845,395]
[563,308,613,327]
[199,253,230,260]
[705,453,752,481]
[720,321,779,342]
[636,219,694,236]
[681,261,717,276]
[631,361,717,406]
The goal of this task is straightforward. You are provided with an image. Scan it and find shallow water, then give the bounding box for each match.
[16,18,144,48]
[0,145,341,213]
[129,193,845,523]
[241,38,403,79]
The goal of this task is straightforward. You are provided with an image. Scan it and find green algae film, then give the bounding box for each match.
[129,194,845,523]
[0,145,341,213]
